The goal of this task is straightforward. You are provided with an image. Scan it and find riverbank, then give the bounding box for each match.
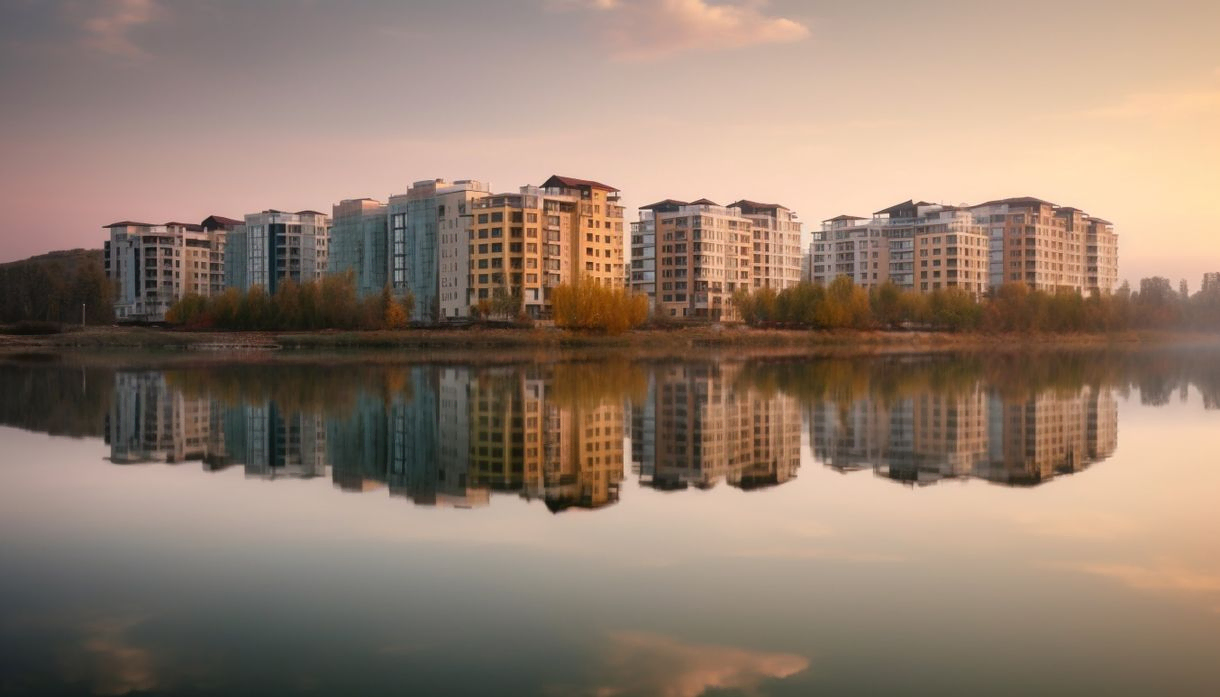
[3,324,1216,363]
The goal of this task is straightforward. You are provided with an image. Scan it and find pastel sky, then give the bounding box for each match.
[1,0,1217,285]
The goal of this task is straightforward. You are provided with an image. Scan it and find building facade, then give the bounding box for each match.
[227,210,330,293]
[467,175,625,318]
[328,198,388,297]
[388,179,490,321]
[811,197,1115,296]
[633,199,752,321]
[732,200,804,291]
[104,217,236,322]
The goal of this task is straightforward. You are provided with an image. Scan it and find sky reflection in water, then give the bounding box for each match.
[1,349,1219,696]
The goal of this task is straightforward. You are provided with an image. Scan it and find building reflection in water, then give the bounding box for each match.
[101,359,1123,507]
[808,384,1118,486]
[631,363,802,491]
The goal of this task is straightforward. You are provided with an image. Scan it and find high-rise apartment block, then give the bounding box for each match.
[630,196,801,320]
[388,179,490,320]
[328,198,388,297]
[226,210,330,293]
[811,197,1116,295]
[632,199,753,320]
[467,175,625,318]
[104,216,239,322]
[811,201,989,294]
[733,200,804,290]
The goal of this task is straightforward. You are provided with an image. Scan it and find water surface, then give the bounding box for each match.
[1,349,1218,696]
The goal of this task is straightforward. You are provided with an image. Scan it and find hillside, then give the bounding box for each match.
[0,248,112,325]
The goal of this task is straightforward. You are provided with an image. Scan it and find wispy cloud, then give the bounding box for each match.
[547,631,809,696]
[78,0,160,59]
[1060,73,1220,122]
[557,0,810,62]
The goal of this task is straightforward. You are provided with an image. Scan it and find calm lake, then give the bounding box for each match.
[1,348,1218,696]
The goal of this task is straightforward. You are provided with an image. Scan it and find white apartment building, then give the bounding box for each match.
[104,216,238,322]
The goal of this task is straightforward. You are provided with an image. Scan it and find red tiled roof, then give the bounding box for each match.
[541,175,618,192]
[202,215,243,227]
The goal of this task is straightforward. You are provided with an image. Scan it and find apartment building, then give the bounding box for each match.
[732,200,804,291]
[467,175,624,318]
[388,179,490,321]
[104,217,237,322]
[970,196,1116,294]
[226,210,329,293]
[1202,272,1220,294]
[1086,217,1119,294]
[328,198,388,297]
[633,199,752,320]
[810,201,989,295]
[812,197,1113,295]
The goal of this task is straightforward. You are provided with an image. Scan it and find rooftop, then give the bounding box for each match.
[970,196,1057,209]
[731,199,787,213]
[541,174,618,192]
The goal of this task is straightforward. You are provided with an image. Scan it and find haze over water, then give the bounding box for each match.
[1,349,1219,696]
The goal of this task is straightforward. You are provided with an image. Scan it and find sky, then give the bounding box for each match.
[0,0,1217,286]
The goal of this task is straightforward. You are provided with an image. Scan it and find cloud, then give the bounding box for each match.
[1011,510,1137,540]
[57,616,158,696]
[79,0,160,59]
[560,0,810,61]
[1069,562,1220,594]
[550,631,809,696]
[1061,74,1220,121]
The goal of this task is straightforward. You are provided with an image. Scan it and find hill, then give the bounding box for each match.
[0,248,113,325]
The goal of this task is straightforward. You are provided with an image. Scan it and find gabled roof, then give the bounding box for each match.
[201,215,243,230]
[103,220,155,228]
[873,199,933,216]
[640,199,689,211]
[688,198,720,206]
[541,174,618,192]
[730,199,787,213]
[824,214,866,222]
[970,196,1056,209]
[295,210,327,216]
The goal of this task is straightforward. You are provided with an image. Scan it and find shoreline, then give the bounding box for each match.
[3,326,1218,364]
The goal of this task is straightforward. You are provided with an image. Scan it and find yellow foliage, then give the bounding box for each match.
[551,280,648,334]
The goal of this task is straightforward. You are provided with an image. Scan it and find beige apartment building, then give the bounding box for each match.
[633,199,752,320]
[104,216,239,322]
[467,175,624,318]
[810,200,988,295]
[731,200,804,291]
[727,200,805,290]
[970,196,1116,294]
[811,197,1116,296]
